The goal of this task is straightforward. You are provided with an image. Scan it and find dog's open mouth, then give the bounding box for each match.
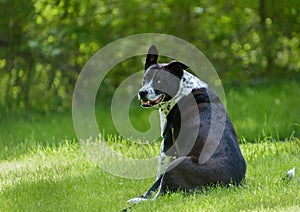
[141,95,164,107]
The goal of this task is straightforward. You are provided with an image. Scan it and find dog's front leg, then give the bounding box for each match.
[157,137,175,176]
[142,174,163,198]
[127,175,163,204]
[127,143,169,204]
[127,141,174,204]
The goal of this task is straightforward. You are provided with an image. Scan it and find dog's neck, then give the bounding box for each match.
[158,70,207,117]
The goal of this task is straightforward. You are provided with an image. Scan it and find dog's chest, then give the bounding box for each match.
[159,110,167,136]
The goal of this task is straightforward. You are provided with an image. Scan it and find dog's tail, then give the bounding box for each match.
[282,167,295,180]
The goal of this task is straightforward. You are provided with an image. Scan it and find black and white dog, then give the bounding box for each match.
[127,45,246,204]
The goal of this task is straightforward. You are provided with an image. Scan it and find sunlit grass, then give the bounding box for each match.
[0,137,299,211]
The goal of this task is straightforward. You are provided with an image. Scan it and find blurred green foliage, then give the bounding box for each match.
[0,0,299,111]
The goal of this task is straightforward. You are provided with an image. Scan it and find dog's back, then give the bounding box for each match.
[163,85,246,186]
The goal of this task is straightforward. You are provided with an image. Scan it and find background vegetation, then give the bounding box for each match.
[1,0,300,111]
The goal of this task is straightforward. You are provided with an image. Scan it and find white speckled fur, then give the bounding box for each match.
[158,70,207,117]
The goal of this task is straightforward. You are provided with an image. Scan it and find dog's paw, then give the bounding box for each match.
[127,197,148,204]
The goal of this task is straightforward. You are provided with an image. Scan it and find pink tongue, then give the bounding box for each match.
[141,96,162,106]
[154,96,162,103]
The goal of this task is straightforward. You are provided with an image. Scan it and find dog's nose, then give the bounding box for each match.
[138,90,148,99]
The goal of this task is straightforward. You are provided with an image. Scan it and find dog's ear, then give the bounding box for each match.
[145,45,158,70]
[164,61,188,78]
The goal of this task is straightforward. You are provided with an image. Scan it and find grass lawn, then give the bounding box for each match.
[0,81,299,211]
[0,138,299,211]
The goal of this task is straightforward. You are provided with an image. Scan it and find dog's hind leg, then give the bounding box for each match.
[155,157,214,194]
[150,155,244,203]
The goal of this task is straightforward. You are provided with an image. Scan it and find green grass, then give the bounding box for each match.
[0,81,300,211]
[226,80,300,141]
[0,109,76,160]
[0,138,299,211]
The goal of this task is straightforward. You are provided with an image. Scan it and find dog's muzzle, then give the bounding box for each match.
[138,90,164,107]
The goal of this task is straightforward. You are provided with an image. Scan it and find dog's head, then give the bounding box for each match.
[138,45,188,108]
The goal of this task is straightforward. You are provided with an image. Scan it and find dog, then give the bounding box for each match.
[127,45,246,204]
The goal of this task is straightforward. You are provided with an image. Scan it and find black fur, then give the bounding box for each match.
[144,45,158,70]
[159,87,246,193]
[129,45,246,204]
